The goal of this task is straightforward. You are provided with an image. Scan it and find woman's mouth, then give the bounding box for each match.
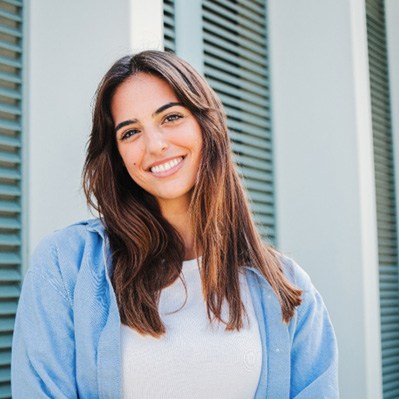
[149,156,184,175]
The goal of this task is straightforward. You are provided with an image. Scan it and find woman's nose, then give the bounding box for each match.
[145,127,168,154]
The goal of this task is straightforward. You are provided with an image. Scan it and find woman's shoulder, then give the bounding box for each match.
[277,253,314,293]
[32,218,104,257]
[39,218,104,242]
[28,218,107,286]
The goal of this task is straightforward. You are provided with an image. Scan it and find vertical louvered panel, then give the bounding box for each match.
[163,0,175,53]
[0,0,22,397]
[366,0,399,397]
[202,0,274,242]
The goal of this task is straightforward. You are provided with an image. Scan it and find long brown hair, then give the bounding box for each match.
[83,50,302,337]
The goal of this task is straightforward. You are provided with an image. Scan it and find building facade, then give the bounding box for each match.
[1,0,398,397]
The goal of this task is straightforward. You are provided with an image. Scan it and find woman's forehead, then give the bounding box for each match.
[111,74,180,118]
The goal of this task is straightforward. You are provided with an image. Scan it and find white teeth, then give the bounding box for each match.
[150,157,183,173]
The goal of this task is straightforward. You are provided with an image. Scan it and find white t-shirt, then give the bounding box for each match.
[121,258,262,399]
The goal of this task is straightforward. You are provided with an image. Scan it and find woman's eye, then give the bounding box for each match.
[164,113,183,123]
[121,129,139,140]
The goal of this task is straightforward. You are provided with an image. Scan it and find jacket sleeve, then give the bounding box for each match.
[11,238,78,398]
[289,268,339,399]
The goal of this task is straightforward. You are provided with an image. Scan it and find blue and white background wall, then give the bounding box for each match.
[1,0,398,398]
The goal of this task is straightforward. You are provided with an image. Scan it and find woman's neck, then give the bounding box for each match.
[158,198,198,261]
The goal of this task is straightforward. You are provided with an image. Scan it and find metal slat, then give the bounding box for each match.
[232,141,271,162]
[0,133,20,147]
[0,54,21,69]
[375,176,395,192]
[211,0,266,26]
[379,244,398,257]
[0,252,20,265]
[0,39,21,54]
[217,90,270,119]
[247,190,273,204]
[0,167,20,180]
[227,118,271,140]
[0,368,10,385]
[163,14,174,27]
[242,177,273,193]
[374,155,394,171]
[249,202,274,216]
[0,385,11,399]
[203,1,264,36]
[0,183,20,196]
[370,82,391,103]
[206,66,268,98]
[0,233,20,245]
[203,12,265,48]
[207,76,267,108]
[235,153,272,172]
[1,19,26,392]
[251,0,265,7]
[0,301,17,316]
[0,102,21,115]
[2,0,23,6]
[224,106,269,131]
[374,129,394,147]
[237,165,273,184]
[368,31,387,55]
[0,150,20,163]
[230,131,271,151]
[203,31,266,67]
[0,86,21,100]
[380,270,399,280]
[0,286,19,299]
[205,56,267,87]
[377,191,395,208]
[0,119,21,131]
[0,199,20,213]
[0,70,21,85]
[0,216,20,229]
[380,279,399,289]
[163,0,175,52]
[369,62,391,86]
[163,2,173,14]
[0,269,20,282]
[203,0,274,238]
[0,351,11,366]
[2,0,23,7]
[0,333,12,349]
[222,99,269,126]
[367,0,399,394]
[378,246,397,257]
[252,216,276,228]
[0,23,21,38]
[204,43,266,76]
[0,9,21,23]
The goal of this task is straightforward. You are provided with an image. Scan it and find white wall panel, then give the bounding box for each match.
[269,0,382,397]
[28,0,133,252]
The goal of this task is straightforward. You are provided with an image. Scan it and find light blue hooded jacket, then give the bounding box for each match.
[12,219,339,398]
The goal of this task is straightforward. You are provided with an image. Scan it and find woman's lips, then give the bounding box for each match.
[148,156,185,177]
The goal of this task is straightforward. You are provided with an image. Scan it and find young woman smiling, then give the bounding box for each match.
[12,51,338,398]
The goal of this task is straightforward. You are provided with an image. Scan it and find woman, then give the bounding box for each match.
[12,51,338,398]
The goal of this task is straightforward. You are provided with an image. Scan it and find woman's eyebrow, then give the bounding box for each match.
[114,102,182,134]
[152,102,182,117]
[115,118,138,134]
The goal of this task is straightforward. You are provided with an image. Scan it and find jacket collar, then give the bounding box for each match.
[87,217,105,236]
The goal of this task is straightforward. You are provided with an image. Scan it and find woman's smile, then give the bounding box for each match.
[148,155,185,175]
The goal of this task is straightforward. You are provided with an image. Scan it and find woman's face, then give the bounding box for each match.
[111,73,203,211]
